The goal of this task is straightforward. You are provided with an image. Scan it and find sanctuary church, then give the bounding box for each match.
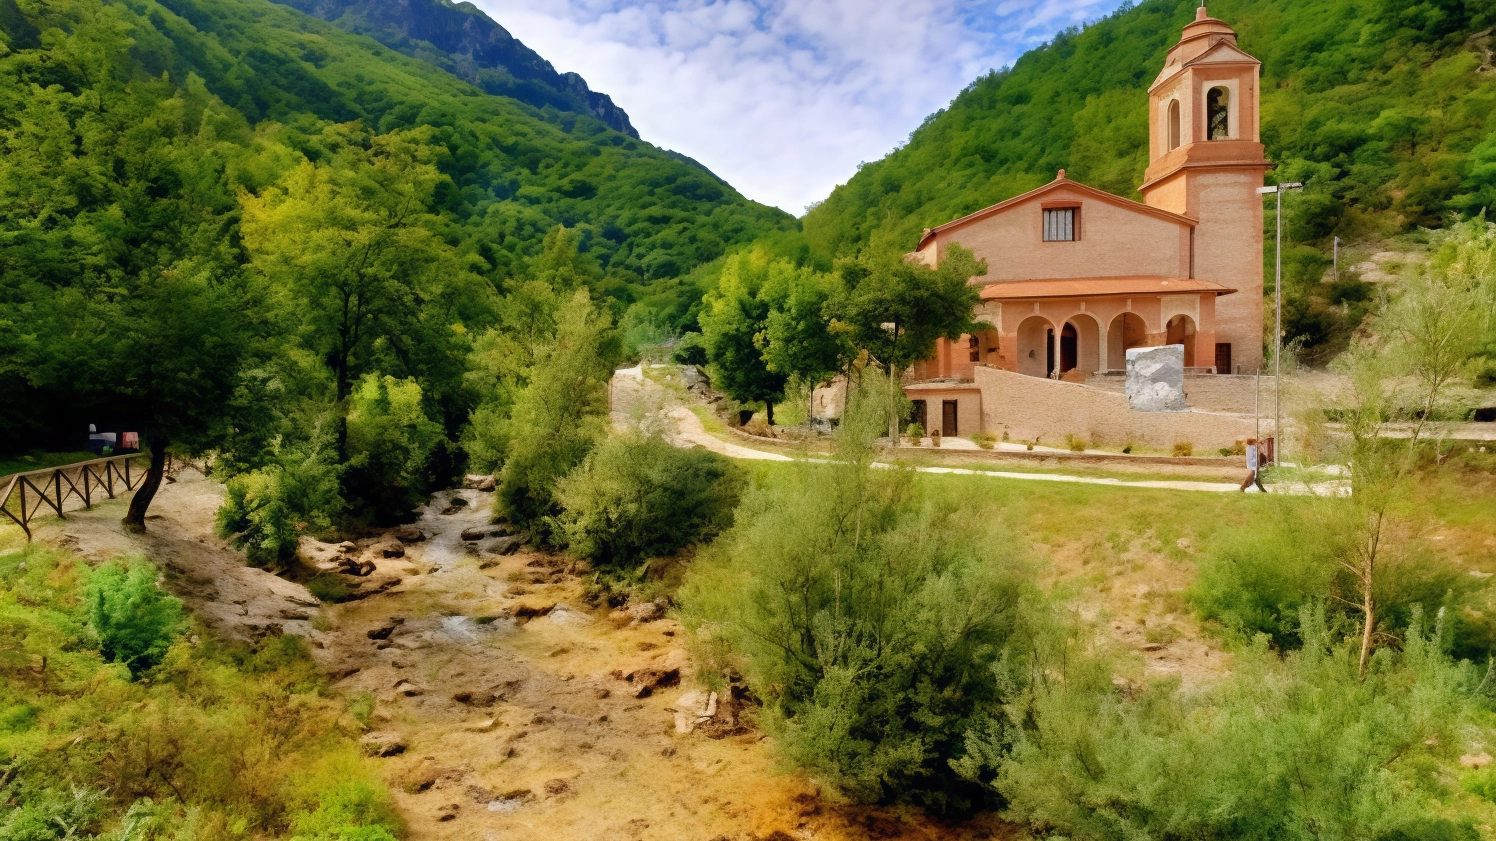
[904,8,1270,439]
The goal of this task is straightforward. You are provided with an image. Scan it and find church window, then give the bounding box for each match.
[1167,100,1181,149]
[1043,207,1076,241]
[1206,87,1230,139]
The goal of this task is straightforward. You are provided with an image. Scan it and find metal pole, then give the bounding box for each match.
[1275,188,1282,465]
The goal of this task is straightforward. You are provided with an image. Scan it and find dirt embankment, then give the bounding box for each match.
[37,471,998,841]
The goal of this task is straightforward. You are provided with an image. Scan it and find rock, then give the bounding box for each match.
[343,558,377,577]
[394,525,426,543]
[485,535,523,556]
[466,785,494,804]
[1462,753,1493,769]
[627,601,666,623]
[460,527,488,542]
[367,617,406,640]
[437,804,459,821]
[624,666,680,699]
[543,778,570,797]
[393,679,424,697]
[511,601,556,623]
[359,731,407,757]
[607,609,632,628]
[1141,643,1165,652]
[671,690,710,734]
[337,541,358,554]
[487,789,535,813]
[1125,345,1187,412]
[371,540,405,559]
[464,718,498,732]
[547,605,594,627]
[475,476,496,492]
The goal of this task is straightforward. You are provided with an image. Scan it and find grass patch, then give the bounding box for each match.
[0,450,98,479]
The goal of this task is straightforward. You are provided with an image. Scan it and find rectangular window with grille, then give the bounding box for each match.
[1043,207,1076,241]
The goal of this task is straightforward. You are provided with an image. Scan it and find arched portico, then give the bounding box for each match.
[1107,312,1149,370]
[1062,313,1104,373]
[1016,315,1056,378]
[1166,313,1197,366]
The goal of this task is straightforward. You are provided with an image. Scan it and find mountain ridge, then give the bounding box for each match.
[271,0,639,137]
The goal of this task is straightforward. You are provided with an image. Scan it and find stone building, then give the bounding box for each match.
[903,8,1271,446]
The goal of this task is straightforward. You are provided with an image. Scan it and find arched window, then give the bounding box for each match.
[1167,99,1181,150]
[1206,87,1229,140]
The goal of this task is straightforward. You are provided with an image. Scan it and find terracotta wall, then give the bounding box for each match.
[974,366,1256,451]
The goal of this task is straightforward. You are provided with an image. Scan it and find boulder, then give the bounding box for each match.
[394,525,425,543]
[359,731,407,757]
[460,527,487,541]
[1125,345,1187,412]
[371,540,405,559]
[623,666,680,699]
[485,535,524,556]
[367,617,406,641]
[627,601,666,623]
[475,475,496,492]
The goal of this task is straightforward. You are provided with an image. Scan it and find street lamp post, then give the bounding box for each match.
[1256,181,1302,465]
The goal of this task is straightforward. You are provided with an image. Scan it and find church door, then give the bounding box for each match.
[942,400,958,437]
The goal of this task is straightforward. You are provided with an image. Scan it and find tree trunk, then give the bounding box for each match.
[1358,585,1375,681]
[765,402,775,426]
[122,439,168,534]
[887,362,900,442]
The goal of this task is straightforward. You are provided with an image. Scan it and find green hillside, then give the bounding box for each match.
[0,0,795,453]
[801,0,1496,354]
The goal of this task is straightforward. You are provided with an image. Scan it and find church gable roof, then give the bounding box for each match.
[915,174,1196,251]
[1152,40,1260,89]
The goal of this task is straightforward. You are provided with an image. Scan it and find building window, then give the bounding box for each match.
[1206,87,1230,140]
[968,335,980,362]
[1167,99,1181,149]
[1043,207,1076,241]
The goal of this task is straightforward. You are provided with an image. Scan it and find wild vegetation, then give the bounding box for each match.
[803,0,1496,358]
[0,547,398,841]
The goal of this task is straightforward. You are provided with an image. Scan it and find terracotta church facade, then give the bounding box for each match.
[903,8,1269,439]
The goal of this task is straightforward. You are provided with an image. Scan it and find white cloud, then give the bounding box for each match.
[473,0,1128,215]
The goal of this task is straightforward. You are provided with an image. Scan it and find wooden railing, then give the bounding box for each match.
[0,453,196,540]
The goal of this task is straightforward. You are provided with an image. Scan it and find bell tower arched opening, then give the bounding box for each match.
[1206,86,1230,139]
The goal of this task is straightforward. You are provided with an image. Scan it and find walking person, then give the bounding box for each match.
[1240,437,1266,492]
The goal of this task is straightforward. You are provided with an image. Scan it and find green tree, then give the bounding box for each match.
[758,260,847,423]
[829,245,987,440]
[498,290,617,536]
[696,251,788,424]
[85,559,186,677]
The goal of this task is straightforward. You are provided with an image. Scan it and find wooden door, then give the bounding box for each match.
[1214,342,1232,374]
[942,400,958,437]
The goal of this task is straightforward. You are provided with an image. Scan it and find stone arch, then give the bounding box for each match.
[1016,315,1056,378]
[1166,313,1197,367]
[1206,86,1230,140]
[1167,99,1181,150]
[1062,312,1105,374]
[1107,312,1149,371]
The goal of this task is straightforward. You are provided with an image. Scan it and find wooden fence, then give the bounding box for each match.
[0,453,195,540]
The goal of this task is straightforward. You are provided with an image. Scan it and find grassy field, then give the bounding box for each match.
[0,450,98,479]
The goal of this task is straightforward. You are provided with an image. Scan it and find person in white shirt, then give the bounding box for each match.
[1240,437,1266,492]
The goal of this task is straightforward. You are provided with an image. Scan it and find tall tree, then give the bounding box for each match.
[697,251,788,424]
[759,260,848,423]
[829,245,987,440]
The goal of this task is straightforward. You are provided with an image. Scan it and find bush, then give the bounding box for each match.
[680,390,1044,809]
[971,432,996,449]
[85,560,185,677]
[989,607,1484,841]
[217,439,342,567]
[499,291,615,538]
[344,374,445,524]
[555,434,745,570]
[905,422,926,443]
[1172,441,1194,457]
[1065,433,1087,452]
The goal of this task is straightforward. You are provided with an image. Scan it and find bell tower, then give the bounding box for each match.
[1140,7,1269,372]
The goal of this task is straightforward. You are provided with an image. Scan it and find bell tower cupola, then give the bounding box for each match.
[1140,7,1270,372]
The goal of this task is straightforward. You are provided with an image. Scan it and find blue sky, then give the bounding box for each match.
[476,0,1131,215]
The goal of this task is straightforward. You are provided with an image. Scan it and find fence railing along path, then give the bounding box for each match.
[0,453,197,540]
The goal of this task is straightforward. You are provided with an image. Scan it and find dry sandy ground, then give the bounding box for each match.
[34,473,1003,841]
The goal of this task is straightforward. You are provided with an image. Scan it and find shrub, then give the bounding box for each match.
[971,432,996,449]
[344,374,445,524]
[499,291,615,538]
[989,607,1483,841]
[555,434,745,570]
[680,389,1044,809]
[905,422,925,442]
[1172,441,1194,457]
[217,440,342,567]
[85,560,185,677]
[1065,433,1087,452]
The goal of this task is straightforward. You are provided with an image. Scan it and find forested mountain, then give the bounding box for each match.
[271,0,640,137]
[801,0,1496,353]
[0,0,794,476]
